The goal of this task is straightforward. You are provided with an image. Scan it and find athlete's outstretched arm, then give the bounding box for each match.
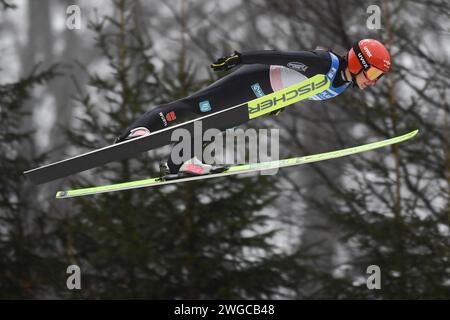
[241,50,325,68]
[211,49,329,73]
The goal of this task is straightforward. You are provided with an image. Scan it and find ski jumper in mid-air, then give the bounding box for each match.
[115,38,391,177]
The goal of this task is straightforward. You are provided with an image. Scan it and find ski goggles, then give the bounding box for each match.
[363,66,384,82]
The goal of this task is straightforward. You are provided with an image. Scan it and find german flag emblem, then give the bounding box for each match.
[165,111,176,122]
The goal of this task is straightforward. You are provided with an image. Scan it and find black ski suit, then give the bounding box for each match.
[116,49,351,173]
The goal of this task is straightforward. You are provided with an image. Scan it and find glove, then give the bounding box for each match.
[210,51,242,71]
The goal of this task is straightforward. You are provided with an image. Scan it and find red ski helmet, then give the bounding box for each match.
[347,39,391,81]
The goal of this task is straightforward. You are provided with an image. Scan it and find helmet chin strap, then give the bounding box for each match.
[345,67,363,88]
[351,73,359,88]
[344,67,359,88]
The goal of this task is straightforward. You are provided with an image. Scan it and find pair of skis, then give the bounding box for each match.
[56,129,418,198]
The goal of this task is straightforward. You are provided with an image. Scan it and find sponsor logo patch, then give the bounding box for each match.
[357,52,369,69]
[251,83,265,97]
[159,112,168,127]
[199,100,212,112]
[363,46,372,57]
[287,62,308,72]
[248,76,328,115]
[328,67,337,79]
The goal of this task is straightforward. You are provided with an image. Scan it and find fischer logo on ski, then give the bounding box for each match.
[247,74,329,118]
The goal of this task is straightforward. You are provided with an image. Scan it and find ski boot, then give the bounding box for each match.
[160,156,229,181]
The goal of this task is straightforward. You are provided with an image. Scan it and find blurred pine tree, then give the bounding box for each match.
[0,64,59,298]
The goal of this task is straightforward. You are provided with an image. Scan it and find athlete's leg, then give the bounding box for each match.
[114,100,197,143]
[116,64,272,144]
